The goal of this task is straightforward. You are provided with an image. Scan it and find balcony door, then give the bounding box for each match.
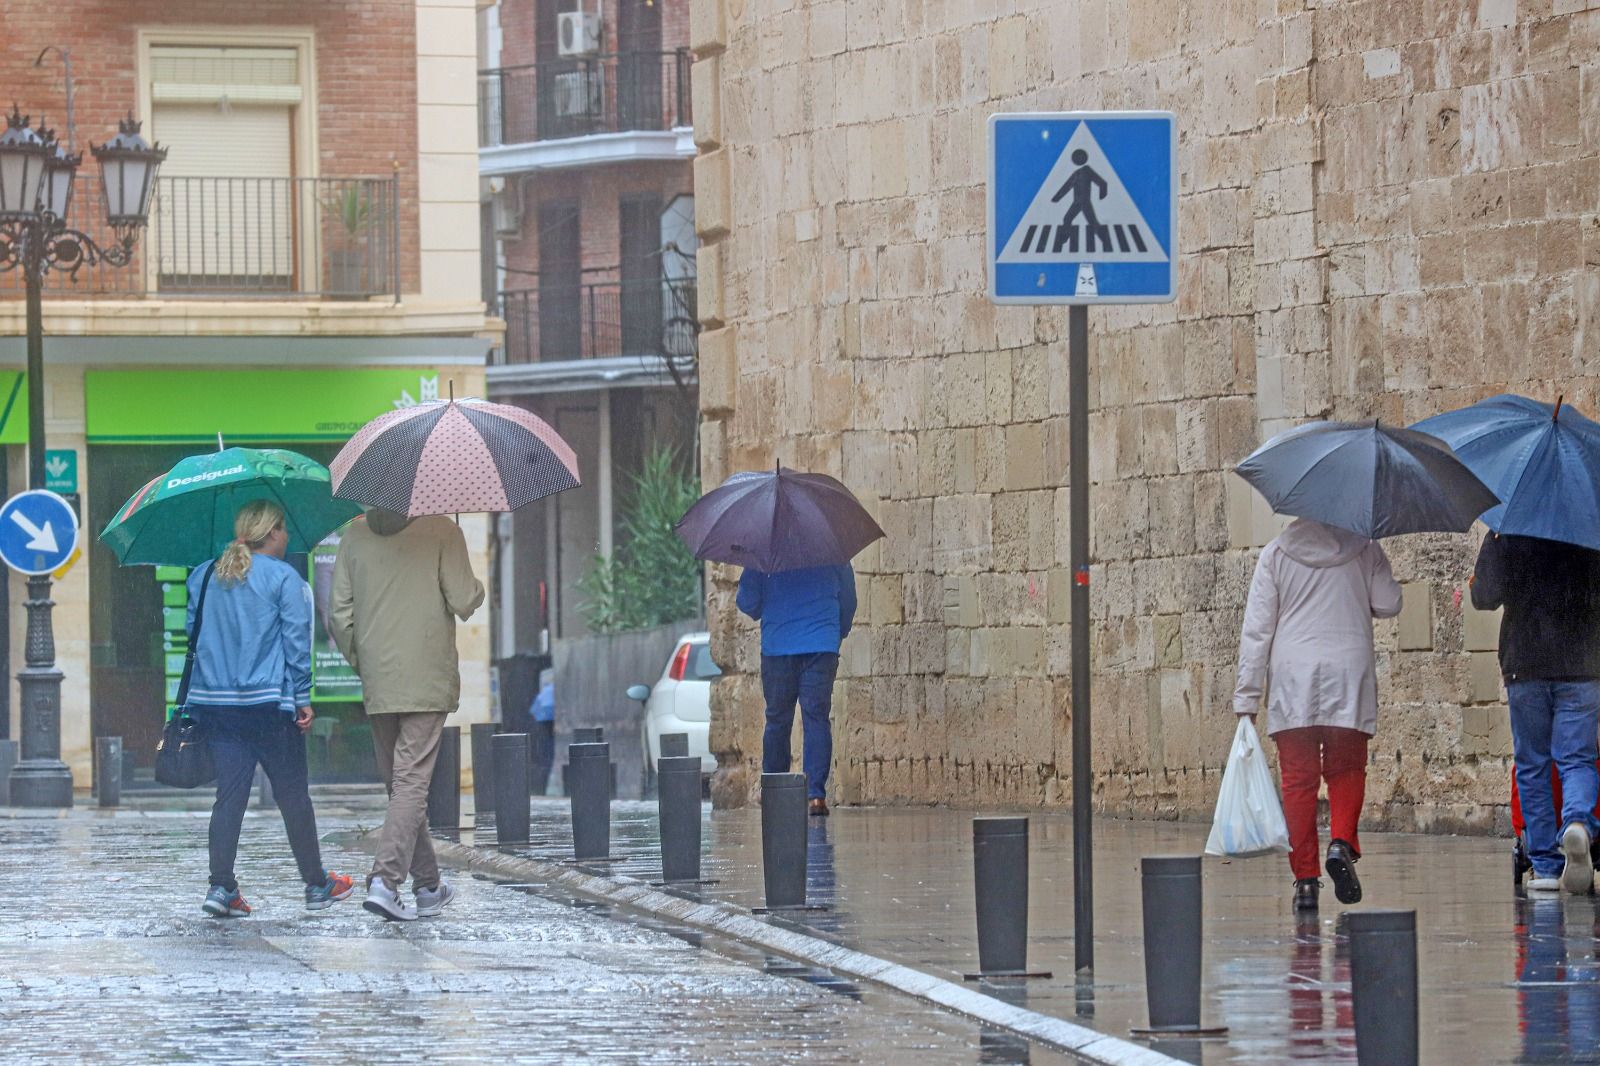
[616,0,663,131]
[539,202,583,361]
[620,195,663,357]
[149,45,301,293]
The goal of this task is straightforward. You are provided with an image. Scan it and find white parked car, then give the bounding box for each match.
[629,631,719,776]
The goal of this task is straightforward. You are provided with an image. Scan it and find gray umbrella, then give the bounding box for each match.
[674,466,885,573]
[1234,421,1498,539]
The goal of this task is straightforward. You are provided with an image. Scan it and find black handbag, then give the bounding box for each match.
[154,563,217,789]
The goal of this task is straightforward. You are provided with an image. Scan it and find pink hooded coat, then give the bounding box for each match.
[1232,518,1403,736]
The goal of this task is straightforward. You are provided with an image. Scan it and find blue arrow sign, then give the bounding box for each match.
[0,490,79,576]
[988,111,1177,304]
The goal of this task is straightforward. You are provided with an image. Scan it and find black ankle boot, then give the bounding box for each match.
[1293,878,1321,911]
[1326,839,1363,904]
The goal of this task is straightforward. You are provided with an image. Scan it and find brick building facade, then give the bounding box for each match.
[691,0,1600,831]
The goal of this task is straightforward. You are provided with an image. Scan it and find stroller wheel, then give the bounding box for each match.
[1514,832,1533,884]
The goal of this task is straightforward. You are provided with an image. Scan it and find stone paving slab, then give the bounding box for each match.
[473,798,1600,1065]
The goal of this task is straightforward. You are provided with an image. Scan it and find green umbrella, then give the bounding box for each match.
[100,447,364,566]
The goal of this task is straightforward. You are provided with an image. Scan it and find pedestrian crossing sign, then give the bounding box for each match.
[988,111,1177,304]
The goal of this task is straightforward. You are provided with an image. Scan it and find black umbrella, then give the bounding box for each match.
[674,466,885,572]
[1234,420,1497,539]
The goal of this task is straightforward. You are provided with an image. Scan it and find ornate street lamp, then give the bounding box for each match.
[0,107,164,807]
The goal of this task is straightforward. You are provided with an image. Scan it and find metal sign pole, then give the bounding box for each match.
[1069,303,1093,974]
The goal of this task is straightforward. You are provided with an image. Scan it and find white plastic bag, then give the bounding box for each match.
[1205,717,1290,857]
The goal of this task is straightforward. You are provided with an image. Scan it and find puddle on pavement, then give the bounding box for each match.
[482,871,1085,1064]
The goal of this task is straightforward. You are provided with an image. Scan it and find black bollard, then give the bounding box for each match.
[573,726,603,743]
[657,755,703,883]
[659,732,689,758]
[492,732,531,844]
[427,725,462,830]
[1133,856,1225,1035]
[471,722,498,814]
[1349,910,1419,1066]
[94,737,122,808]
[0,739,16,805]
[569,741,611,860]
[966,817,1051,978]
[758,772,809,909]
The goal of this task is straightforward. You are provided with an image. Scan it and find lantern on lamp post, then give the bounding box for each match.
[0,106,165,807]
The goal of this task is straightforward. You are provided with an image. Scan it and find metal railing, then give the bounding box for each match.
[495,279,698,364]
[479,50,693,147]
[0,174,400,300]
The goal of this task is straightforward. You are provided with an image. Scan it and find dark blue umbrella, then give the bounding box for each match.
[1235,421,1497,539]
[674,466,885,572]
[1413,394,1600,551]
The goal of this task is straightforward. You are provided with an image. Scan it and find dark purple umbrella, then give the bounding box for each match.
[674,466,885,572]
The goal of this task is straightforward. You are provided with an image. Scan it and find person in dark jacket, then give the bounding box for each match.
[737,564,857,816]
[1473,532,1600,894]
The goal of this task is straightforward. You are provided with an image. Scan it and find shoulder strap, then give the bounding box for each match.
[176,562,216,712]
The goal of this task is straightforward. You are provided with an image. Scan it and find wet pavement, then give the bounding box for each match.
[0,793,1081,1065]
[474,798,1600,1065]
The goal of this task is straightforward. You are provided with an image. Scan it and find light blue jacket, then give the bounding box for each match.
[736,565,857,657]
[186,554,313,712]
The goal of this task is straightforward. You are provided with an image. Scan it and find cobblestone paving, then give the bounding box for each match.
[0,801,1076,1065]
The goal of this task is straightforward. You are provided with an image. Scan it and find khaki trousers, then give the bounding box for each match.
[368,711,448,891]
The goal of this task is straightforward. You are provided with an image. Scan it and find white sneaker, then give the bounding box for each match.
[1528,875,1562,893]
[1560,823,1595,894]
[362,879,418,921]
[415,880,456,918]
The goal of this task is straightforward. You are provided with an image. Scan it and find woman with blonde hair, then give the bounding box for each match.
[188,499,354,917]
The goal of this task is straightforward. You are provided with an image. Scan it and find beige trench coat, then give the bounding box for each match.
[330,513,485,715]
[1232,519,1403,736]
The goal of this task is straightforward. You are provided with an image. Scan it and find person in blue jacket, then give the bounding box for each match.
[736,564,857,816]
[187,499,355,918]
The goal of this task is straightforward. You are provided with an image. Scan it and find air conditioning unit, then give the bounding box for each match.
[552,70,602,118]
[557,12,602,56]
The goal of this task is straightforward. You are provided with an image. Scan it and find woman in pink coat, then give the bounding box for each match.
[1233,518,1403,912]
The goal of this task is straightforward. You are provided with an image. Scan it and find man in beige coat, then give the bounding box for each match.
[331,508,484,921]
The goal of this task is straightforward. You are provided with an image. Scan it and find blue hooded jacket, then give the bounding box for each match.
[736,565,857,657]
[186,554,313,712]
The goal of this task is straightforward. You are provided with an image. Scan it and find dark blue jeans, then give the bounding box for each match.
[202,706,327,893]
[1507,680,1600,877]
[761,653,839,800]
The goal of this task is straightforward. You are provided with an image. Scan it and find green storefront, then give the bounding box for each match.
[86,367,450,784]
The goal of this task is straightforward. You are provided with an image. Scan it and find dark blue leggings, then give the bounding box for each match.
[761,653,839,800]
[201,706,327,893]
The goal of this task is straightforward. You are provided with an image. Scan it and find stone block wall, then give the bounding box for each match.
[691,0,1600,831]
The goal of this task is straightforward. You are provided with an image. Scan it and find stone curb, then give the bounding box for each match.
[333,829,1181,1066]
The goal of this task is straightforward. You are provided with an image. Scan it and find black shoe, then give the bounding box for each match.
[1326,839,1363,904]
[1293,878,1321,912]
[808,798,829,817]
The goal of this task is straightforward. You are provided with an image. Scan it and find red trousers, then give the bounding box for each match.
[1276,726,1368,880]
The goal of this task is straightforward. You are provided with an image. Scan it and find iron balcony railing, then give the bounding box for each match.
[494,279,698,365]
[478,50,693,147]
[1,173,401,300]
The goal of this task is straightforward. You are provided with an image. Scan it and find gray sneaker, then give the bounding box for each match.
[415,881,456,918]
[362,878,417,922]
[1561,823,1595,894]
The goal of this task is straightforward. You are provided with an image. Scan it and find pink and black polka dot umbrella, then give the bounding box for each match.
[330,399,580,516]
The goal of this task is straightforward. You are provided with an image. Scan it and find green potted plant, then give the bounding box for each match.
[323,184,375,298]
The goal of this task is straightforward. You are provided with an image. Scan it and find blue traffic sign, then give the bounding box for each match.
[988,111,1177,304]
[0,490,79,576]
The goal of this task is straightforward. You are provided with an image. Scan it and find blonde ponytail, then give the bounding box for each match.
[215,499,286,586]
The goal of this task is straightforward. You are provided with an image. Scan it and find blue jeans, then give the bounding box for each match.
[761,653,839,799]
[202,706,327,893]
[1507,680,1600,877]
